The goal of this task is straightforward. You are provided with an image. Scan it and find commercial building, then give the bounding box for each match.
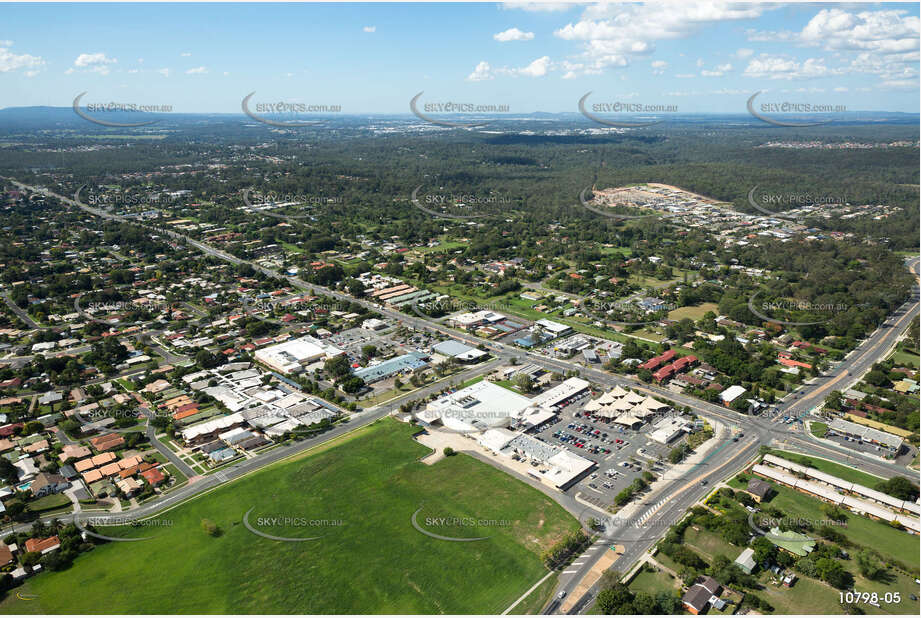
[649,415,694,444]
[477,428,594,490]
[827,418,903,454]
[420,380,532,433]
[353,352,428,384]
[527,377,590,410]
[254,335,344,375]
[719,385,747,406]
[535,318,571,337]
[752,458,920,532]
[432,340,488,363]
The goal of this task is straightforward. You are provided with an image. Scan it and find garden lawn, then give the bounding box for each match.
[628,568,680,596]
[764,449,885,487]
[667,303,719,322]
[764,484,918,570]
[683,527,742,561]
[810,422,828,438]
[10,418,576,614]
[507,574,559,614]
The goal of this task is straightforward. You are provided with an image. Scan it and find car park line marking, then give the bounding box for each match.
[572,562,585,565]
[563,570,579,574]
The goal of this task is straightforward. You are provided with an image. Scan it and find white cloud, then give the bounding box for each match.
[736,48,754,59]
[467,56,556,80]
[467,61,493,81]
[517,55,551,77]
[833,86,848,92]
[675,73,695,78]
[800,9,918,54]
[180,52,191,57]
[0,42,45,73]
[701,62,732,77]
[156,68,170,77]
[879,79,918,89]
[74,52,115,67]
[554,2,769,78]
[743,54,839,80]
[494,27,535,42]
[185,66,208,75]
[747,8,918,86]
[72,52,116,75]
[651,59,667,75]
[696,58,704,68]
[363,25,376,33]
[223,71,230,76]
[503,2,572,12]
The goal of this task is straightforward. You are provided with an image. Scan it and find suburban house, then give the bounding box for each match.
[682,575,724,615]
[30,472,71,497]
[24,535,61,555]
[744,477,774,503]
[734,548,757,574]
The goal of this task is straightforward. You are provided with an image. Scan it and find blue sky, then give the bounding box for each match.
[1,2,919,114]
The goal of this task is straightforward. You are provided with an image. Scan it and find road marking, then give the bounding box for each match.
[572,562,585,565]
[563,570,579,574]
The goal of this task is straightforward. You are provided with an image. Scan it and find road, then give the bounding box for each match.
[5,356,504,536]
[6,179,919,613]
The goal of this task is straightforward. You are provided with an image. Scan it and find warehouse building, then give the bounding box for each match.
[254,335,344,375]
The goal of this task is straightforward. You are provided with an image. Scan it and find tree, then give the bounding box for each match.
[824,390,843,411]
[855,550,885,581]
[814,557,853,589]
[0,457,18,484]
[340,376,365,394]
[324,355,352,380]
[874,476,919,501]
[595,581,635,614]
[514,373,534,393]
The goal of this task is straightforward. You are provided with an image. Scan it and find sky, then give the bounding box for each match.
[1,1,919,115]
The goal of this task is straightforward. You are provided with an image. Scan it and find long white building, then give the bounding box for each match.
[254,335,344,375]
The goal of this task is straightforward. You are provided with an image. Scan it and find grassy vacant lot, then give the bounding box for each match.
[668,302,719,322]
[683,526,742,561]
[888,348,920,369]
[765,449,885,487]
[3,419,577,614]
[765,483,918,570]
[628,567,680,596]
[809,422,828,438]
[508,574,559,614]
[757,567,920,615]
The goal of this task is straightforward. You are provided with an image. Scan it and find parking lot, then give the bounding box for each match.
[525,395,679,507]
[822,429,903,460]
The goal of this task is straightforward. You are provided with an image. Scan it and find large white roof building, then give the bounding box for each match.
[254,335,344,375]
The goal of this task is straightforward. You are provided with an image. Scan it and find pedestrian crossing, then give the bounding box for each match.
[634,497,669,527]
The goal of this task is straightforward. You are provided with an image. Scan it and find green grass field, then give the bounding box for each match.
[765,484,918,570]
[667,302,719,322]
[628,567,680,596]
[888,348,920,369]
[683,526,742,561]
[810,422,828,438]
[507,574,559,614]
[3,419,575,614]
[765,449,885,487]
[756,567,920,615]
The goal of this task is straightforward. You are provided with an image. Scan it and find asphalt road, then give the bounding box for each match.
[7,179,919,613]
